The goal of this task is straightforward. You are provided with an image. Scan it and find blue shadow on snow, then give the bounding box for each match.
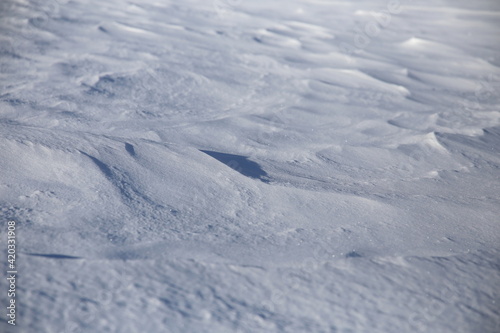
[200,150,269,183]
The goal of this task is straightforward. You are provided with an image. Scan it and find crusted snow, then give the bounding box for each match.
[0,0,499,332]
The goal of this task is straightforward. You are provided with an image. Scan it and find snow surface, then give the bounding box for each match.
[1,0,500,332]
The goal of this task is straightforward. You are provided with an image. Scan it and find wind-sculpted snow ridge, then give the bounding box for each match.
[0,0,499,332]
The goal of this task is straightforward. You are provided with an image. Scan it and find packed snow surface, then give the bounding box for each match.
[1,0,499,332]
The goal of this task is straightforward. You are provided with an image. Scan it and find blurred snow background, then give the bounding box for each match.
[0,0,499,332]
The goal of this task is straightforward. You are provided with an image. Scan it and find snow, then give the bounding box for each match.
[0,0,499,332]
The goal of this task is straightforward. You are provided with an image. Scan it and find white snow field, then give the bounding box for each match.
[1,0,500,332]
